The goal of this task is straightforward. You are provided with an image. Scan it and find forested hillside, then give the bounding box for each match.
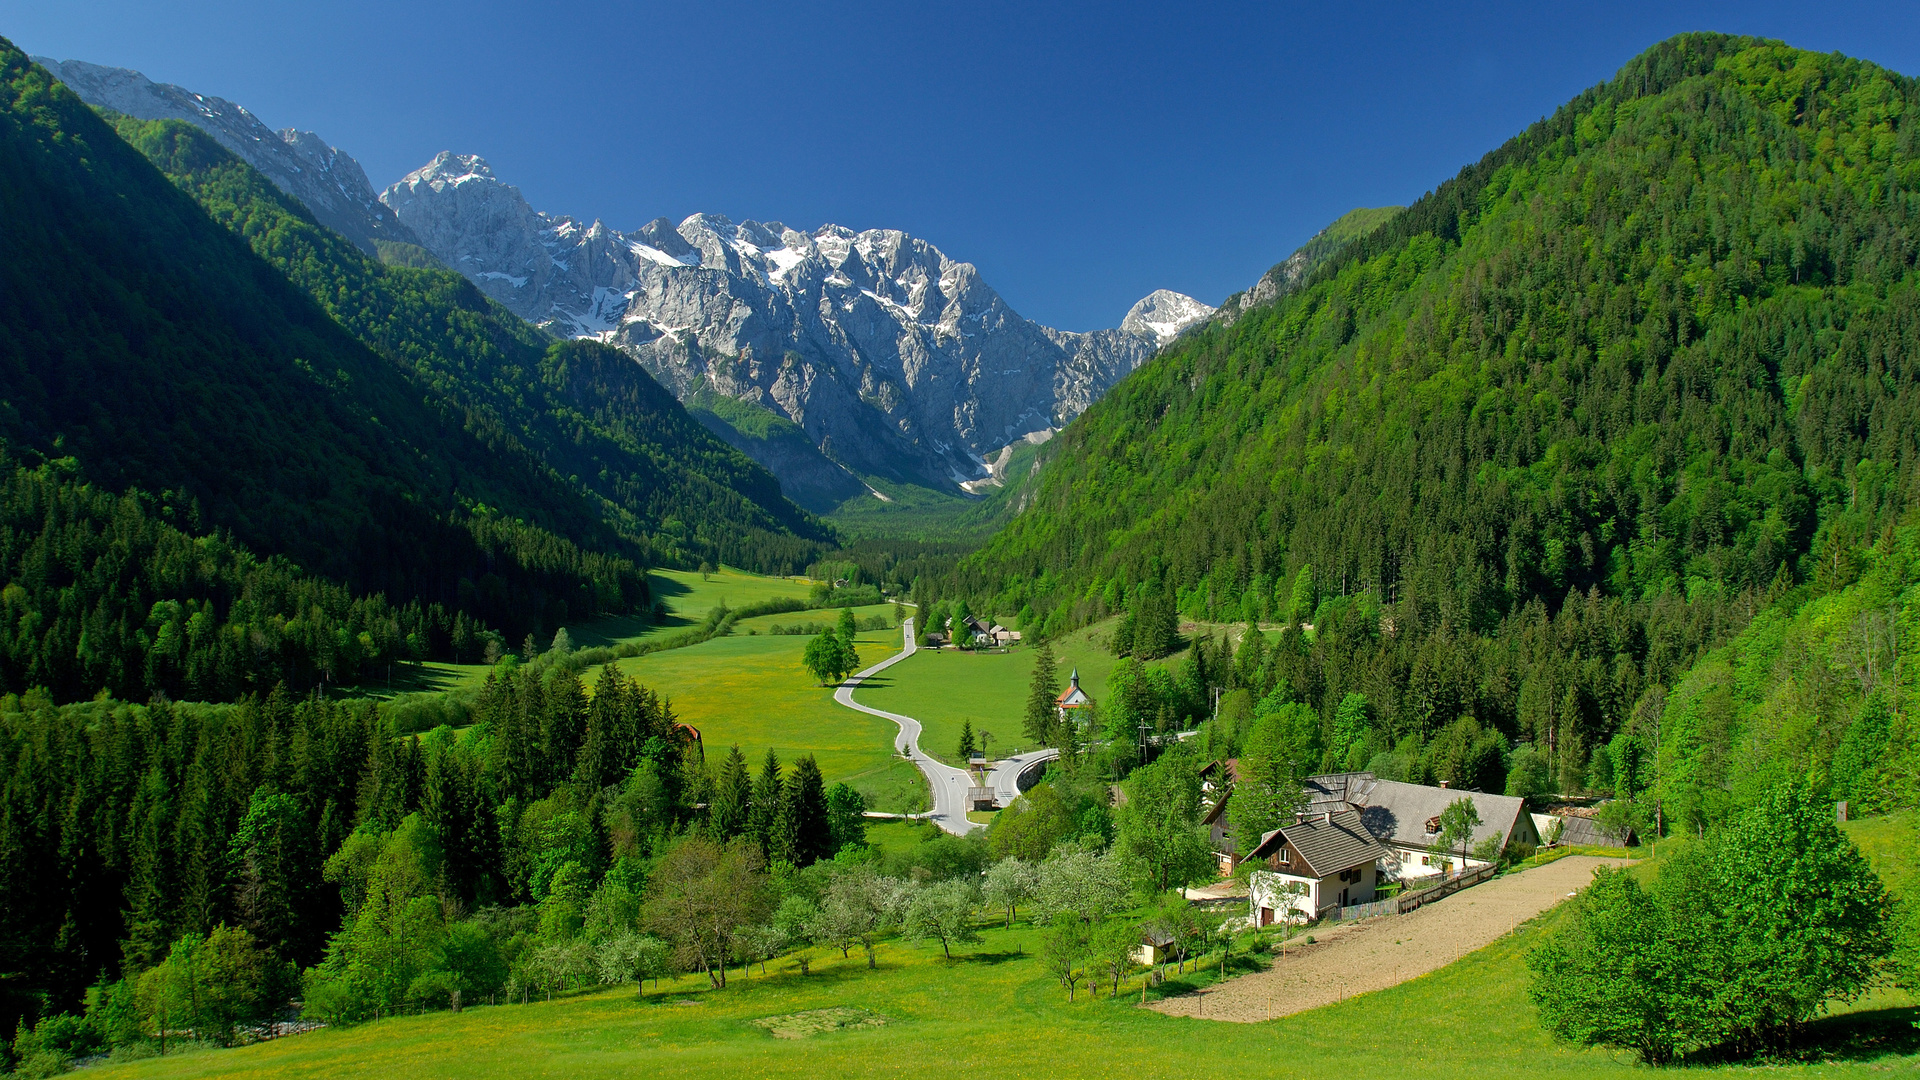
[962,34,1920,813]
[0,42,843,707]
[0,42,662,667]
[104,111,828,572]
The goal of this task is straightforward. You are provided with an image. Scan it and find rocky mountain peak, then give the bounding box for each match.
[35,57,419,256]
[1121,289,1216,344]
[378,150,1214,506]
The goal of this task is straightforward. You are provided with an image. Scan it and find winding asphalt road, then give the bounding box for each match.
[835,619,1058,835]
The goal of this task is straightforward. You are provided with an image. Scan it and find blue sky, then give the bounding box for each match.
[8,2,1920,330]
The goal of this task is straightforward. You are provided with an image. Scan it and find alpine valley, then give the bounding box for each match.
[1,26,1916,1080]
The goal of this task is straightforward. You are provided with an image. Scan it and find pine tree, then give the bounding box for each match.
[575,664,627,790]
[542,673,588,789]
[957,719,977,760]
[775,756,832,868]
[1131,587,1178,660]
[1288,565,1317,625]
[749,750,783,860]
[1024,643,1059,747]
[710,746,752,840]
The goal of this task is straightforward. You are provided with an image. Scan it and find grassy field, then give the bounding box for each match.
[82,832,1916,1080]
[730,604,896,636]
[357,567,826,698]
[852,619,1151,766]
[585,620,917,809]
[1845,809,1919,896]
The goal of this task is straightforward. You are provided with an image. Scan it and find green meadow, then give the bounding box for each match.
[853,620,1153,766]
[585,619,915,808]
[366,567,829,697]
[80,812,1918,1080]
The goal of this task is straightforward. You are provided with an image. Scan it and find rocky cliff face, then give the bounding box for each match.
[381,153,1212,497]
[36,57,419,256]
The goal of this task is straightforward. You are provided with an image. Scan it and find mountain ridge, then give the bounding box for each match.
[31,56,420,256]
[958,33,1920,806]
[380,151,1214,504]
[102,109,829,572]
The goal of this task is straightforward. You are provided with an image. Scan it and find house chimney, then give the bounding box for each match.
[1322,810,1332,826]
[1438,780,1449,789]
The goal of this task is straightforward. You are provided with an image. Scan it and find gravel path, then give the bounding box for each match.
[1148,855,1630,1023]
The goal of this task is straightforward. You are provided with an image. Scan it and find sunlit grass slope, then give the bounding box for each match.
[379,567,822,696]
[82,872,1914,1080]
[587,622,907,798]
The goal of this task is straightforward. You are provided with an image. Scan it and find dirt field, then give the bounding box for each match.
[1148,855,1630,1023]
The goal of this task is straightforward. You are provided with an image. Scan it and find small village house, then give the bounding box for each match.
[1133,927,1177,966]
[1246,808,1390,925]
[1530,809,1635,848]
[1319,776,1539,882]
[1204,770,1543,930]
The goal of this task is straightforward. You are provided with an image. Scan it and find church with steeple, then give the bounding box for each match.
[1055,668,1092,724]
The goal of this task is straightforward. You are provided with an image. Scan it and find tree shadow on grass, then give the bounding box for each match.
[957,948,1025,966]
[1690,1007,1920,1065]
[649,574,693,601]
[848,674,895,690]
[567,613,666,648]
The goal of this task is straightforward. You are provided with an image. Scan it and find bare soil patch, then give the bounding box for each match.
[1148,855,1629,1023]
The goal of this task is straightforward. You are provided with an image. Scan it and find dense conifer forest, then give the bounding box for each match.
[958,34,1920,823]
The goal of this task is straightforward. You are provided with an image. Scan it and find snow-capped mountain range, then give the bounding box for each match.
[380,153,1212,500]
[40,58,1215,508]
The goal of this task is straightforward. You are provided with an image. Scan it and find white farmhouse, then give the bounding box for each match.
[1245,808,1390,926]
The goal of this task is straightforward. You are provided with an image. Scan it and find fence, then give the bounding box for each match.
[1332,863,1497,922]
[1393,862,1496,914]
[1337,898,1399,921]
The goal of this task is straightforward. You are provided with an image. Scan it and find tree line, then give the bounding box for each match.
[0,454,642,703]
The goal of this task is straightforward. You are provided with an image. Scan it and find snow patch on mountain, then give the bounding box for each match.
[380,151,1213,495]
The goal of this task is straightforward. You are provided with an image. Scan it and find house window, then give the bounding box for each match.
[1421,855,1431,866]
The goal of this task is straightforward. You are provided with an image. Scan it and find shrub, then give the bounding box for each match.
[1527,782,1892,1062]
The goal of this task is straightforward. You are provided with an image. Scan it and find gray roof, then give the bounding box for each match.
[1303,772,1378,803]
[1249,808,1388,877]
[1549,813,1634,847]
[1343,777,1529,852]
